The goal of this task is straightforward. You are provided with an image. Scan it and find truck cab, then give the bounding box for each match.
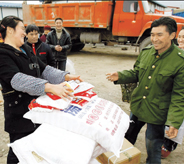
[113,0,144,37]
[112,0,184,51]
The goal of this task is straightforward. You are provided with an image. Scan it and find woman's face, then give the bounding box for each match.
[12,21,26,47]
[177,29,184,49]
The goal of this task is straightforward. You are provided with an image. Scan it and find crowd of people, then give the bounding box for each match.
[0,15,183,164]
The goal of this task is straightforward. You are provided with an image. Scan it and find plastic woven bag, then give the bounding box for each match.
[9,123,99,164]
[66,58,75,74]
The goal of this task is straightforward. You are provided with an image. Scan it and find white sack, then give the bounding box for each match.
[66,58,75,74]
[24,97,130,157]
[9,123,100,164]
[32,81,94,111]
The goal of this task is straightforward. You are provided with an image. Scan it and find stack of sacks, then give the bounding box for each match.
[10,81,130,164]
[9,123,105,164]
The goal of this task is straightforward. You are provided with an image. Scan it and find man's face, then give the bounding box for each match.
[26,30,39,44]
[151,25,175,54]
[55,19,63,30]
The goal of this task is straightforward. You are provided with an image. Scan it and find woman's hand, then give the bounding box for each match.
[106,72,119,82]
[45,82,74,101]
[65,74,83,82]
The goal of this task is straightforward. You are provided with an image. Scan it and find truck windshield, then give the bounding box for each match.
[142,1,150,13]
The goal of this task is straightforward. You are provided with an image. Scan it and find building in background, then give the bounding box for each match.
[148,0,166,14]
[0,2,22,20]
[172,8,184,18]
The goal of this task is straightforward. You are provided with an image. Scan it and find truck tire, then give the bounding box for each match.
[139,36,152,52]
[71,39,85,52]
[71,43,85,52]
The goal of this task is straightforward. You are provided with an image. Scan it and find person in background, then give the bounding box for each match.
[0,33,3,97]
[0,33,3,43]
[178,28,184,50]
[40,25,51,42]
[106,17,184,164]
[46,17,72,71]
[25,24,56,67]
[0,15,82,164]
[161,27,184,158]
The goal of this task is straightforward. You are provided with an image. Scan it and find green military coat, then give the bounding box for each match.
[116,42,184,129]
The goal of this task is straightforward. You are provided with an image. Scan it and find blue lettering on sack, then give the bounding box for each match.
[64,105,82,116]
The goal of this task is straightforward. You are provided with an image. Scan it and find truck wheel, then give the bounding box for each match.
[139,36,152,52]
[71,42,85,52]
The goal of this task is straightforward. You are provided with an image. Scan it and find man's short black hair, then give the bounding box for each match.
[55,17,63,22]
[26,24,39,34]
[151,17,177,34]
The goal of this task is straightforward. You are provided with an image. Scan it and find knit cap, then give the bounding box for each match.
[44,25,51,31]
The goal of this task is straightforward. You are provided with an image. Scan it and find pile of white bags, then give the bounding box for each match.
[9,123,104,164]
[9,81,130,164]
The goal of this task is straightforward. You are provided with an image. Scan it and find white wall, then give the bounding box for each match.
[18,8,23,19]
[53,0,105,3]
[0,7,22,20]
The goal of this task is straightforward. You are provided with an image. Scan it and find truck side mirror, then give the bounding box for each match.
[134,2,138,13]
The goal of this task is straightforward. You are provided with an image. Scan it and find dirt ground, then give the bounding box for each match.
[0,44,183,164]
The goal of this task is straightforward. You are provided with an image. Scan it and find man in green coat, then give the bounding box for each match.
[106,17,184,164]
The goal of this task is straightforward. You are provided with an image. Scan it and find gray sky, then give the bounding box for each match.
[1,1,184,9]
[157,1,184,8]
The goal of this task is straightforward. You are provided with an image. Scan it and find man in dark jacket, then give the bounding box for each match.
[25,24,56,67]
[46,17,72,71]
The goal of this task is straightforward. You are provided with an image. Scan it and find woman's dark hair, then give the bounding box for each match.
[25,24,39,34]
[151,17,177,34]
[0,15,23,39]
[55,17,63,22]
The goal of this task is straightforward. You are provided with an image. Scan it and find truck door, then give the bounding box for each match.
[117,1,143,37]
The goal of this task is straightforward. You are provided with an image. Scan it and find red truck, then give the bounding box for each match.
[22,0,184,52]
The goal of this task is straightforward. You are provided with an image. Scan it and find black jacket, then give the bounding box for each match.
[25,39,56,67]
[46,28,72,61]
[0,43,46,133]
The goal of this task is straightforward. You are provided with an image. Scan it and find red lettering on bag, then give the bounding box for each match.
[92,109,102,115]
[88,114,99,120]
[86,99,108,125]
[86,119,94,125]
[95,105,104,111]
[117,112,123,124]
[111,124,118,136]
[104,116,108,120]
[112,108,118,120]
[98,99,107,106]
[99,122,102,127]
